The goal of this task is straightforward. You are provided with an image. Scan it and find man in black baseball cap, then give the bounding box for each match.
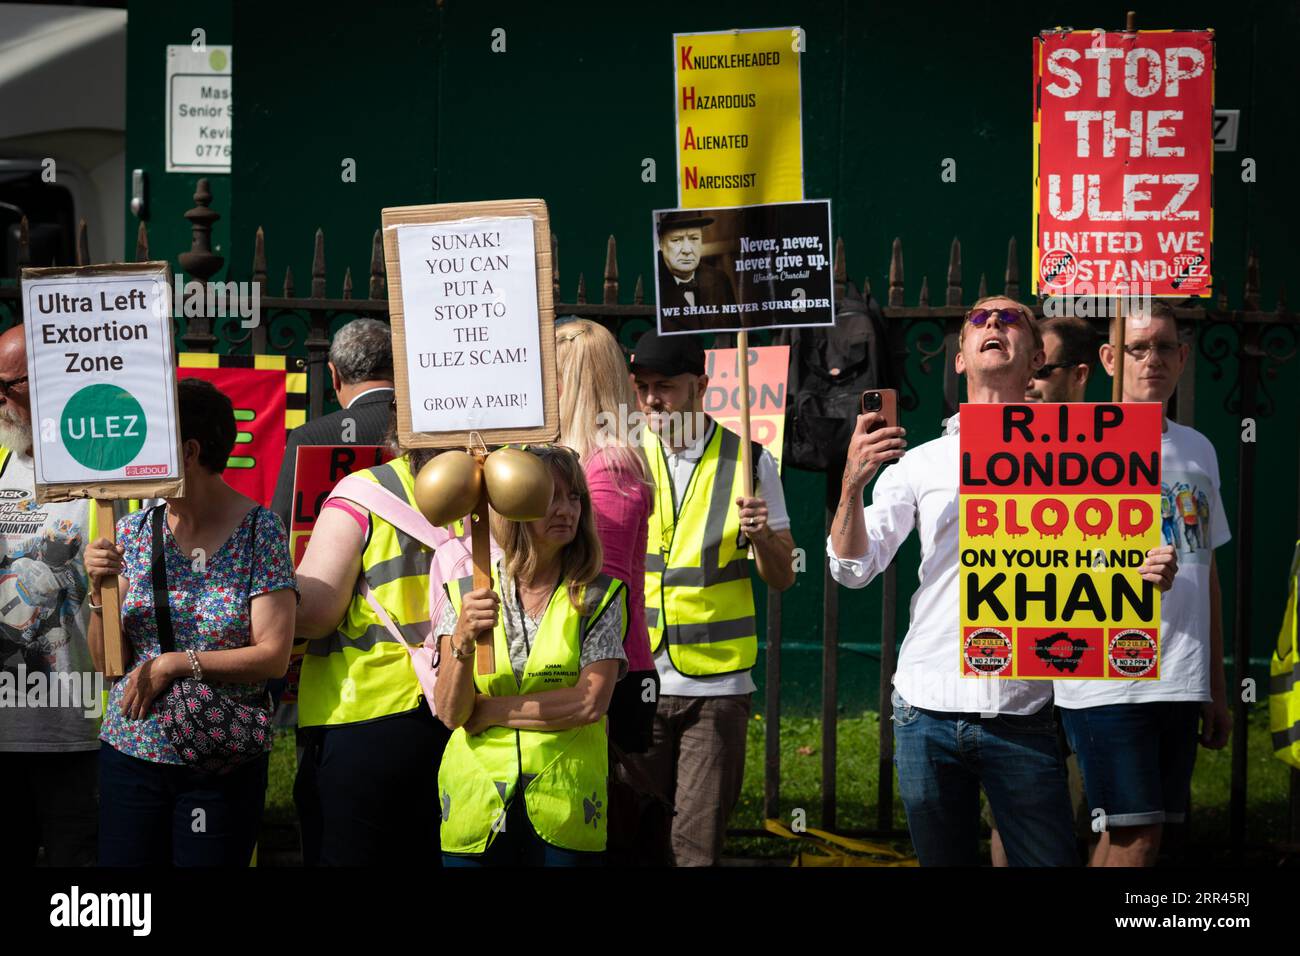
[656,210,737,331]
[622,326,797,866]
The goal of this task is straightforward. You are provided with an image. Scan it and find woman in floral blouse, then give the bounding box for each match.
[86,378,298,866]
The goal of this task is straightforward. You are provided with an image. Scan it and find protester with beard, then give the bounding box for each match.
[619,329,796,866]
[0,326,103,866]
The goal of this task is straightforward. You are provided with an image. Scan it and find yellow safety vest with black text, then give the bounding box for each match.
[438,567,626,854]
[643,422,757,677]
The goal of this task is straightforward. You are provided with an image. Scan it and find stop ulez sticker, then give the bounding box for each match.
[21,262,186,677]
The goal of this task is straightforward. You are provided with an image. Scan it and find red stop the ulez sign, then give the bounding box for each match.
[1032,30,1214,298]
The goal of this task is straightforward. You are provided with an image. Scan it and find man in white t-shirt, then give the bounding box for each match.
[0,326,101,865]
[1055,301,1231,867]
[828,296,1178,866]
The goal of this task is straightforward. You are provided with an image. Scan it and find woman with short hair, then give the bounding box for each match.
[87,377,298,867]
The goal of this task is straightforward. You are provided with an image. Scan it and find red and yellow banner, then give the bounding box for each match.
[958,402,1162,679]
[177,353,307,506]
[288,444,393,564]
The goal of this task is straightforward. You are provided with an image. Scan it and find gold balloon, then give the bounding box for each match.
[414,450,482,526]
[483,447,554,521]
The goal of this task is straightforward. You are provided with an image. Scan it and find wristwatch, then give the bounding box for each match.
[450,638,476,662]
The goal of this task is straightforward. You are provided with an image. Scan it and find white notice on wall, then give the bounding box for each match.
[166,44,232,173]
[22,273,180,486]
[395,217,544,433]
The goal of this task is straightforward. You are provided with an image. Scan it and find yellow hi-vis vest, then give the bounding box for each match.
[298,457,430,728]
[643,422,757,677]
[1269,540,1300,769]
[438,567,626,855]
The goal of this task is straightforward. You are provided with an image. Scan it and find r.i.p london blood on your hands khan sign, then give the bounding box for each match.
[21,264,182,500]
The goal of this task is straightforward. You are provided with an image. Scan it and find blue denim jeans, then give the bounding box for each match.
[891,689,1079,866]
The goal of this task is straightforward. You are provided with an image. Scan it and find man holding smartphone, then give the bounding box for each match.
[828,296,1179,866]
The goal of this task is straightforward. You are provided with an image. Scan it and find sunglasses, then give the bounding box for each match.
[1030,361,1074,379]
[967,306,1029,327]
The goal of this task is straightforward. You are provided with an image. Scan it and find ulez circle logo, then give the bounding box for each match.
[60,384,147,470]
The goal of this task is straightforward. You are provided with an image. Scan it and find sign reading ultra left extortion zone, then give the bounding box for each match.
[21,263,184,502]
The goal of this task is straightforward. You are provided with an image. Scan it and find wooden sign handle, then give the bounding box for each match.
[470,455,495,675]
[737,330,754,498]
[94,500,127,678]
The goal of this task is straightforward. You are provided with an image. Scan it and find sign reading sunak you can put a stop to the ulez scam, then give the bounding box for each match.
[382,199,557,449]
[959,402,1162,680]
[21,264,183,501]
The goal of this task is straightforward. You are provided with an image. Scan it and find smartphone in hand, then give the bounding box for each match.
[860,389,899,432]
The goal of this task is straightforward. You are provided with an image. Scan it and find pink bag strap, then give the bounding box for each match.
[328,474,452,550]
[358,577,430,651]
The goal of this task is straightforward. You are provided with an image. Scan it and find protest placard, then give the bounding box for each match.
[958,402,1162,679]
[381,199,557,449]
[22,264,182,500]
[1033,30,1214,298]
[704,345,789,472]
[674,26,803,208]
[653,200,833,336]
[21,262,184,676]
[288,445,392,564]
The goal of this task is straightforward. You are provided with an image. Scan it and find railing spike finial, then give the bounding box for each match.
[576,272,587,305]
[283,265,295,298]
[135,221,150,262]
[1244,247,1260,311]
[634,275,645,305]
[1004,236,1020,299]
[888,237,904,308]
[946,237,962,307]
[369,229,385,300]
[833,236,847,304]
[343,266,354,300]
[919,275,930,308]
[311,228,326,298]
[977,273,989,300]
[603,235,619,304]
[76,218,89,266]
[252,226,267,292]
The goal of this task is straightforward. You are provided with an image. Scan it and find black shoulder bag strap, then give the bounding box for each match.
[150,504,176,655]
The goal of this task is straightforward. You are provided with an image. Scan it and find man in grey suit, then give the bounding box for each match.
[270,318,396,531]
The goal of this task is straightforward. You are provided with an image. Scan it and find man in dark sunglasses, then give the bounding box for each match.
[830,295,1178,867]
[1024,316,1096,404]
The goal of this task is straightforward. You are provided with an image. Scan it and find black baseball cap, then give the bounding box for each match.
[631,328,705,377]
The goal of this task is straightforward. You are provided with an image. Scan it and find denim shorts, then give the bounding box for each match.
[1059,701,1202,829]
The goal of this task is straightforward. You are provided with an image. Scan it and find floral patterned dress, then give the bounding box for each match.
[99,505,297,764]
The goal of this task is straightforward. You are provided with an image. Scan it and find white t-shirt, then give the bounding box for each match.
[653,420,789,698]
[0,451,100,751]
[827,413,1054,716]
[1055,420,1230,708]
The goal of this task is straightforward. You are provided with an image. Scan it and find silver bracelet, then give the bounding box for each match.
[87,598,103,611]
[185,647,203,682]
